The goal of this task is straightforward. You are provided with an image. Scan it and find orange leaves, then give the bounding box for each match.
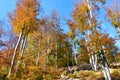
[106,0,120,28]
[72,2,88,19]
[8,0,40,34]
[67,20,76,32]
[71,1,90,32]
[86,30,115,53]
[67,0,116,56]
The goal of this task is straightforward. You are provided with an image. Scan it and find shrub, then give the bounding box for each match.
[42,66,61,79]
[111,69,120,80]
[0,66,9,80]
[78,70,104,80]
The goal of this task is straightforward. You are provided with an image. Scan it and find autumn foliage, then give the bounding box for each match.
[0,0,120,80]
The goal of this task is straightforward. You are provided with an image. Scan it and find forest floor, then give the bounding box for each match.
[60,64,120,80]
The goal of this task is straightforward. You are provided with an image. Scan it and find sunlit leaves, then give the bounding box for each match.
[86,30,115,53]
[106,0,120,29]
[8,0,40,34]
[72,2,90,32]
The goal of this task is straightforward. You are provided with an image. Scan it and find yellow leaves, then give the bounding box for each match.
[106,0,120,28]
[77,23,90,32]
[70,0,100,33]
[73,3,88,17]
[68,31,76,39]
[28,66,39,70]
[71,1,90,32]
[72,3,88,21]
[86,30,115,53]
[107,7,120,27]
[8,0,40,34]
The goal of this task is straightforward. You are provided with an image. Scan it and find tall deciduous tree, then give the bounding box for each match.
[67,20,79,66]
[69,0,101,70]
[69,0,113,80]
[106,0,120,32]
[8,0,40,77]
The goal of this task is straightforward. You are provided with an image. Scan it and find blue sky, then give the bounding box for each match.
[0,0,76,32]
[41,0,76,32]
[0,0,116,33]
[0,0,120,49]
[0,0,76,42]
[0,0,16,20]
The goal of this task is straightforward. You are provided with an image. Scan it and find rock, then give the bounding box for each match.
[80,64,92,70]
[110,62,120,68]
[61,74,69,79]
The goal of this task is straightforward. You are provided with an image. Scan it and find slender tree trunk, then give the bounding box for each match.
[94,54,97,70]
[102,65,111,80]
[74,53,78,65]
[56,43,58,70]
[19,38,24,56]
[8,32,22,77]
[15,33,28,77]
[89,54,94,70]
[86,0,98,71]
[86,0,93,27]
[20,34,28,58]
[36,38,40,66]
[72,40,78,65]
[114,56,117,62]
[44,36,50,69]
[67,52,70,71]
[89,54,97,71]
[100,53,111,80]
[14,37,24,77]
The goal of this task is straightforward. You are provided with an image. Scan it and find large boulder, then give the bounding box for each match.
[77,64,92,71]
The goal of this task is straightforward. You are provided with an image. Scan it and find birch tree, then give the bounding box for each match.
[67,20,79,66]
[69,0,113,79]
[7,0,40,77]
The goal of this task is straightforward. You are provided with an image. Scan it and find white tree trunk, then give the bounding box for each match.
[102,65,111,80]
[94,54,97,70]
[19,38,24,56]
[74,53,78,65]
[44,36,50,68]
[15,34,28,76]
[100,53,111,80]
[67,52,70,71]
[86,0,98,71]
[89,54,97,71]
[20,34,27,57]
[86,0,93,27]
[36,39,40,66]
[72,40,78,65]
[8,32,22,77]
